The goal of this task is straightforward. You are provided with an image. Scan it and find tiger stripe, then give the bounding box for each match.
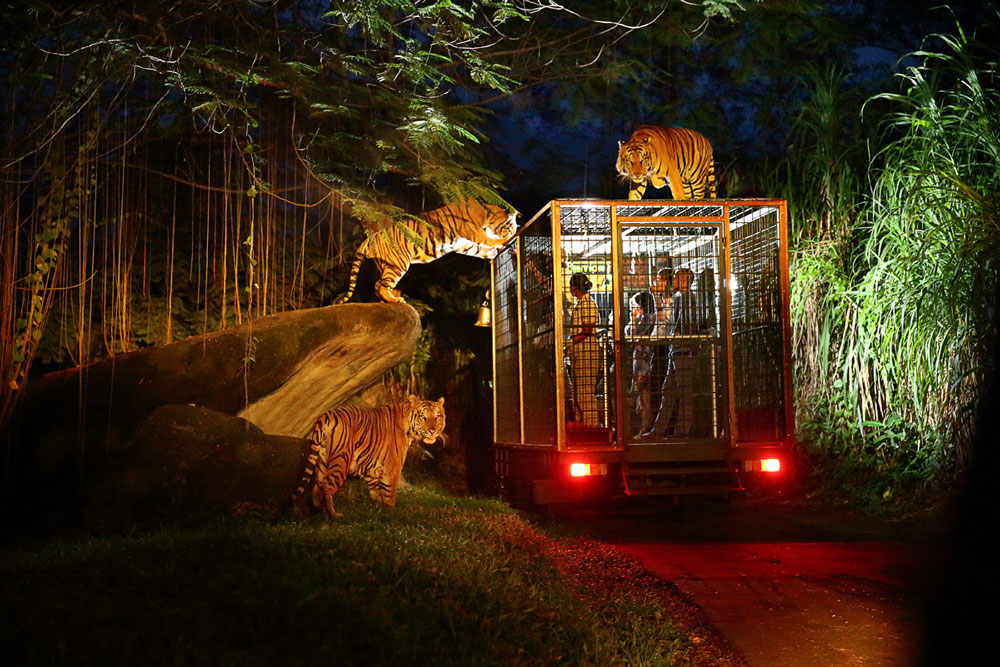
[616,126,716,201]
[288,396,446,518]
[336,199,516,304]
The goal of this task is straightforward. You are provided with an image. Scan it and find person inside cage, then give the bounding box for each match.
[642,267,701,439]
[648,265,674,421]
[521,251,554,338]
[625,290,657,436]
[567,272,601,427]
[652,265,674,336]
[697,266,718,335]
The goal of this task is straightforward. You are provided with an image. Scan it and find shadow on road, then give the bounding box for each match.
[552,493,946,546]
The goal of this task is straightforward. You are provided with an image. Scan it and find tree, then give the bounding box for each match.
[0,1,749,430]
[3,1,746,218]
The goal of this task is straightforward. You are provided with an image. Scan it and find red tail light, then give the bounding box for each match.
[761,458,781,473]
[569,463,607,477]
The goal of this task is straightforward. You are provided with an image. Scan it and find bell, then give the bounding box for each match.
[474,299,492,328]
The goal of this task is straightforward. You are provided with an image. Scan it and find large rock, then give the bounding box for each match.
[86,404,309,527]
[6,303,421,531]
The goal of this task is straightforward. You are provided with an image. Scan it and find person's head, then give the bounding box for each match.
[700,267,715,290]
[630,291,655,317]
[654,266,673,295]
[673,267,694,292]
[569,272,592,298]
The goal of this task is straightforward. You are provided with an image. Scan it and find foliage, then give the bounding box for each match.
[857,21,999,470]
[0,485,729,665]
[29,203,349,370]
[785,15,999,502]
[1,0,745,434]
[785,64,869,241]
[2,1,736,220]
[0,137,85,428]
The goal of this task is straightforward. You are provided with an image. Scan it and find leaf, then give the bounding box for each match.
[699,0,747,22]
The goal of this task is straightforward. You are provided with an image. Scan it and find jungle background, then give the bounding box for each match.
[2,0,997,512]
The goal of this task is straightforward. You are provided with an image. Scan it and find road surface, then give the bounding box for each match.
[557,496,946,666]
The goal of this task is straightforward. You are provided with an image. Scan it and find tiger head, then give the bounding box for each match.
[473,204,517,259]
[616,134,656,185]
[482,205,518,243]
[408,395,446,445]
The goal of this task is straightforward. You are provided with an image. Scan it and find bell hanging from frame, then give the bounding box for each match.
[474,299,492,328]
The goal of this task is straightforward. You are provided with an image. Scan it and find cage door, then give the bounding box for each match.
[618,222,727,442]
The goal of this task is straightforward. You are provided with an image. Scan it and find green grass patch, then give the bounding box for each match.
[1,482,734,666]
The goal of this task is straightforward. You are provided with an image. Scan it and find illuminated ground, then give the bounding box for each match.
[554,495,945,666]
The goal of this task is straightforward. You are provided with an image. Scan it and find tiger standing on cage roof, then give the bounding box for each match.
[616,125,716,200]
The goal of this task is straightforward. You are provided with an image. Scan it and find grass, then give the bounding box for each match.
[0,482,738,666]
[781,16,1000,500]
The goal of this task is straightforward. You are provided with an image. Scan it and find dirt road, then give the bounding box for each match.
[557,496,946,666]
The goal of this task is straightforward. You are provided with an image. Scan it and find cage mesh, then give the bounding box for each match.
[617,203,725,219]
[620,224,724,440]
[730,206,786,441]
[520,217,557,444]
[491,200,788,449]
[493,243,520,443]
[559,204,615,440]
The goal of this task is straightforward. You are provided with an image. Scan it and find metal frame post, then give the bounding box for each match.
[552,203,566,451]
[610,203,625,449]
[778,200,795,445]
[721,203,737,444]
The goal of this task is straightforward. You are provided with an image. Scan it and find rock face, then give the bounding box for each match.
[237,304,419,437]
[86,405,309,527]
[6,303,421,530]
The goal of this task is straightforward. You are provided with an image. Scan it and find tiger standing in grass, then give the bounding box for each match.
[616,125,717,201]
[288,396,446,518]
[336,198,517,304]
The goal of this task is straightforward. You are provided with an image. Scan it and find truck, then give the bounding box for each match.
[487,199,794,508]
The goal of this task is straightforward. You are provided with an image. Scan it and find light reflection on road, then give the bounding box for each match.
[558,497,942,667]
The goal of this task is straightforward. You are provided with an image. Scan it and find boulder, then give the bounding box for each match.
[86,404,309,527]
[5,303,421,531]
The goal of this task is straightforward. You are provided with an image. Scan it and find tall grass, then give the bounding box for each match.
[790,18,999,502]
[862,24,999,469]
[784,62,868,243]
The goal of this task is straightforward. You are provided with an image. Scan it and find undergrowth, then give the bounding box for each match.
[797,386,953,514]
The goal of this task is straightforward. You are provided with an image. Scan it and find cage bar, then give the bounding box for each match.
[491,200,793,506]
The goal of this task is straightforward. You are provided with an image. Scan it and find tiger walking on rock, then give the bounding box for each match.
[616,125,717,201]
[288,396,446,518]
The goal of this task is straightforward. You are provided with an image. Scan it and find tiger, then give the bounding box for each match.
[616,125,717,201]
[336,199,517,304]
[288,395,446,518]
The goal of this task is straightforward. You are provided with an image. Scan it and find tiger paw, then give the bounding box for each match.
[375,286,406,303]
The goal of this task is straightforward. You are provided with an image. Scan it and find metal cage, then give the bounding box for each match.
[491,200,793,503]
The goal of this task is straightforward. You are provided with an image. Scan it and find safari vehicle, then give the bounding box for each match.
[488,199,794,507]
